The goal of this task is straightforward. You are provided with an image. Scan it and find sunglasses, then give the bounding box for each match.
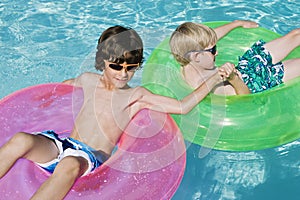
[198,45,217,55]
[107,62,140,72]
[185,45,217,57]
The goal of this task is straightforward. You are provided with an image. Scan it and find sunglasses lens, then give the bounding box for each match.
[127,66,138,71]
[211,45,217,55]
[109,64,123,71]
[108,62,139,71]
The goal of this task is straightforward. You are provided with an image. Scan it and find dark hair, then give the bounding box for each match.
[95,25,144,71]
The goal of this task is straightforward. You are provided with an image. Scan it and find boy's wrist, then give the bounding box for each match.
[227,72,240,83]
[232,20,242,27]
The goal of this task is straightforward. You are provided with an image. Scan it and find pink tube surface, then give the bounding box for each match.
[0,83,186,199]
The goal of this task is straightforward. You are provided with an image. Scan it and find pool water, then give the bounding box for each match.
[1,0,300,199]
[1,0,299,98]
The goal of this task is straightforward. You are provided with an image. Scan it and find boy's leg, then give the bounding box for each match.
[31,156,89,200]
[264,28,300,64]
[282,58,300,82]
[0,132,59,178]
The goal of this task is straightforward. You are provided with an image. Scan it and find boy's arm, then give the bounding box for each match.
[139,71,222,114]
[226,72,250,95]
[180,72,223,113]
[218,62,250,95]
[214,20,259,40]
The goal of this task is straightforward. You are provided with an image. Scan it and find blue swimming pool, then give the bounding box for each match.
[1,0,300,199]
[1,0,299,98]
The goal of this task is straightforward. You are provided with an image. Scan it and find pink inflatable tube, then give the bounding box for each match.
[0,83,186,199]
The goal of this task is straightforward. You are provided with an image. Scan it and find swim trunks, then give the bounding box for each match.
[236,40,284,93]
[35,130,105,176]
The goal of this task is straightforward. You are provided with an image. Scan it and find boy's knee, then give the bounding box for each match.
[56,156,88,178]
[10,132,34,147]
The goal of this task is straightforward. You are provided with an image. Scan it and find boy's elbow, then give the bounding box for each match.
[175,100,192,115]
[181,109,189,115]
[180,104,192,115]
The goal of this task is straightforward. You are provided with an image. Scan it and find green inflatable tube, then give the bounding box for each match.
[142,21,300,151]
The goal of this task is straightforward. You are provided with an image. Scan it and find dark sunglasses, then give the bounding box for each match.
[185,45,217,57]
[199,45,217,55]
[108,63,140,72]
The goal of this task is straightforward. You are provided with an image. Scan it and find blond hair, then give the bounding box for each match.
[169,22,217,66]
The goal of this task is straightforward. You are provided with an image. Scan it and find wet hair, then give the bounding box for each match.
[95,25,144,71]
[169,22,217,66]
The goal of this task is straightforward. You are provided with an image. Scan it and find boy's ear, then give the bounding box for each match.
[190,52,201,62]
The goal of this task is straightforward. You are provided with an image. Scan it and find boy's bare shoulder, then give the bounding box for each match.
[80,72,101,80]
[122,86,149,100]
[76,72,101,85]
[130,86,150,94]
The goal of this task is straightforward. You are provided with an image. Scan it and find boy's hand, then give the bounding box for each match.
[218,62,239,81]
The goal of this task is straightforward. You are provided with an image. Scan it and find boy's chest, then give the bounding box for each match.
[92,90,135,125]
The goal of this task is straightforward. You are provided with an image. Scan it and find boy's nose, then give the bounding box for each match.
[121,68,128,77]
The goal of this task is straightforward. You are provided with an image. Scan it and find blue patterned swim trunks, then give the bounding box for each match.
[34,130,105,176]
[236,40,284,93]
